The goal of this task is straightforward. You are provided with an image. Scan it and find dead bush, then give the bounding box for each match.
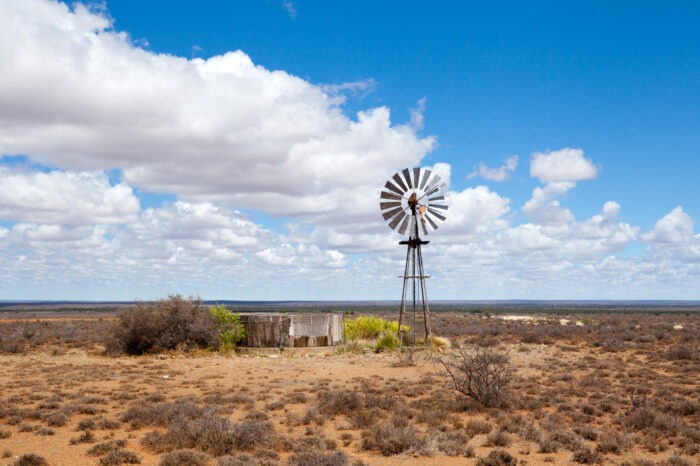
[441,346,513,408]
[105,295,219,354]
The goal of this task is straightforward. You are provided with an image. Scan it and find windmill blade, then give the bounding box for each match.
[380,201,401,210]
[429,203,448,210]
[424,213,439,230]
[419,168,431,189]
[392,173,408,192]
[419,213,429,235]
[381,191,402,201]
[427,207,446,222]
[413,167,421,189]
[424,173,442,190]
[398,215,411,235]
[384,180,404,196]
[428,195,445,202]
[382,206,404,221]
[388,211,406,230]
[402,168,413,189]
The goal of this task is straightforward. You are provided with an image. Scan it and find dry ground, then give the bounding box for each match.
[0,312,698,466]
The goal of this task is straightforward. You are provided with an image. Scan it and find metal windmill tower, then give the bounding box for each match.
[379,167,448,345]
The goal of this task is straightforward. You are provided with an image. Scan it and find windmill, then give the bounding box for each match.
[379,167,448,346]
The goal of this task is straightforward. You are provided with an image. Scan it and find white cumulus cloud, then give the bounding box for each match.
[468,155,519,181]
[530,148,598,183]
[0,0,434,224]
[0,167,139,225]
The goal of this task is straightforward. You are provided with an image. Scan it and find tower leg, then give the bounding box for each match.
[416,242,431,341]
[397,241,412,344]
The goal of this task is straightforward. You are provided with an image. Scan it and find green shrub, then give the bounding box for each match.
[344,316,408,340]
[209,305,246,350]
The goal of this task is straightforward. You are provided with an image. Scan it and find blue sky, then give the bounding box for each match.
[0,0,698,300]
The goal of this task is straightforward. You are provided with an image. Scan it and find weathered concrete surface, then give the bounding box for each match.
[240,313,343,348]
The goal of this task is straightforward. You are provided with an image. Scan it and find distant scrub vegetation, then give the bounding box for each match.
[105,296,245,355]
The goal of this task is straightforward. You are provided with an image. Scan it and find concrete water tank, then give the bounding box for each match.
[239,313,343,348]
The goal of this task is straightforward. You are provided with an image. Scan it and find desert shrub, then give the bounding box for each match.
[374,332,399,352]
[158,449,209,466]
[485,429,510,447]
[316,389,362,416]
[437,431,473,456]
[87,439,127,456]
[667,344,694,361]
[0,429,10,439]
[44,411,68,427]
[287,451,349,466]
[572,448,603,464]
[99,449,141,465]
[427,336,451,352]
[476,449,516,466]
[595,430,630,454]
[231,417,276,451]
[70,429,95,444]
[622,407,684,435]
[441,346,513,408]
[97,417,122,430]
[217,455,255,466]
[361,416,427,456]
[142,410,236,456]
[209,305,246,350]
[344,316,407,340]
[662,456,694,466]
[465,419,492,436]
[77,418,97,431]
[547,428,583,451]
[121,402,203,429]
[13,454,48,466]
[0,341,25,354]
[105,295,219,354]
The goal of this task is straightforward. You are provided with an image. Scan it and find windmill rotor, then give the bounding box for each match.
[380,167,448,236]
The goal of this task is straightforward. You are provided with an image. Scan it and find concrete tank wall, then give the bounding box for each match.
[240,313,343,348]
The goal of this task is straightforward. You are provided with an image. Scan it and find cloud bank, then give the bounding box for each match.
[0,0,698,299]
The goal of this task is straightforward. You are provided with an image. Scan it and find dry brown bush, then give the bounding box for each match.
[361,416,428,456]
[476,449,516,466]
[105,295,219,354]
[441,346,513,408]
[157,449,209,466]
[287,450,349,466]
